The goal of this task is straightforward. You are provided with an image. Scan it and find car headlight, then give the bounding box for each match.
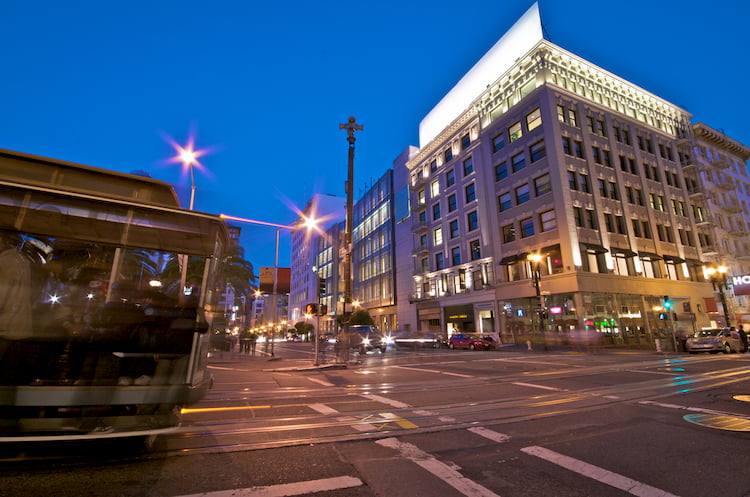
[384,336,394,345]
[362,338,370,346]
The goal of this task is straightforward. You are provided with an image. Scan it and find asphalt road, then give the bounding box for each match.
[2,342,750,497]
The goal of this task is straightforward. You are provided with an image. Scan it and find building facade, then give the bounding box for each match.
[401,3,749,349]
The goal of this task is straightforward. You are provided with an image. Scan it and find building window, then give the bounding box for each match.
[534,173,551,196]
[449,219,459,238]
[562,136,572,155]
[467,211,478,231]
[430,160,438,172]
[520,217,535,238]
[444,147,453,162]
[573,206,584,227]
[502,223,516,242]
[568,171,577,191]
[492,133,505,153]
[420,257,429,273]
[495,162,508,181]
[540,209,556,232]
[435,252,445,270]
[451,246,461,266]
[446,169,455,187]
[509,121,523,142]
[511,152,526,173]
[447,194,457,212]
[526,107,542,131]
[470,240,480,260]
[461,133,471,150]
[498,192,512,212]
[432,203,441,220]
[418,189,425,204]
[515,184,530,204]
[573,140,585,159]
[529,140,546,162]
[465,183,476,203]
[430,180,439,197]
[585,209,597,229]
[579,173,591,193]
[463,157,474,176]
[433,227,443,245]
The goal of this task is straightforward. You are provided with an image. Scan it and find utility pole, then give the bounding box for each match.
[339,117,363,356]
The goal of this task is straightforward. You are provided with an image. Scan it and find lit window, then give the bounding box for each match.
[433,227,443,245]
[509,121,523,142]
[470,240,481,260]
[526,107,542,131]
[430,180,439,197]
[502,223,516,243]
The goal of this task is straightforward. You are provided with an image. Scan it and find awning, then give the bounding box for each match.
[663,254,686,263]
[498,252,527,265]
[581,243,608,254]
[611,247,637,257]
[638,251,662,260]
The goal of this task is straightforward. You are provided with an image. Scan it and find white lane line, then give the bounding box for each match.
[177,475,363,497]
[467,427,511,444]
[377,438,501,497]
[394,365,475,378]
[307,377,334,387]
[521,446,679,497]
[512,382,568,391]
[639,400,750,419]
[309,403,339,415]
[361,393,411,408]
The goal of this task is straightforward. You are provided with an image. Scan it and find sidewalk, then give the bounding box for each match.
[207,348,349,371]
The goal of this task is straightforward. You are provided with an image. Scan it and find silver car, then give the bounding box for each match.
[686,328,742,354]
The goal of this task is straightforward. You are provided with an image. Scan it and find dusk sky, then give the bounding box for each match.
[3,0,748,272]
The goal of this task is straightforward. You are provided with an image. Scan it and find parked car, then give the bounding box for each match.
[448,333,491,350]
[686,328,742,354]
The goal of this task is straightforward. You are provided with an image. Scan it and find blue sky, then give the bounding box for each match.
[3,0,748,271]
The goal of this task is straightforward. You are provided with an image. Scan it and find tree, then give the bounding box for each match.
[294,321,314,334]
[349,308,375,326]
[222,245,257,298]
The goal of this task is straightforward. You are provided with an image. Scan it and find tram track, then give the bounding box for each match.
[153,357,750,457]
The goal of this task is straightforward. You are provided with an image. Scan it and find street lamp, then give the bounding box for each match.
[527,253,545,334]
[706,265,731,328]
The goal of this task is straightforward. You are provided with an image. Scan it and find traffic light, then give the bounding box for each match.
[318,277,326,297]
[305,303,318,315]
[663,296,672,309]
[319,304,328,315]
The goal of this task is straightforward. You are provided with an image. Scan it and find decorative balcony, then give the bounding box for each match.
[722,204,742,214]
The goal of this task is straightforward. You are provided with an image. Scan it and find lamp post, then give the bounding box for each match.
[527,254,545,334]
[706,265,731,328]
[339,117,363,361]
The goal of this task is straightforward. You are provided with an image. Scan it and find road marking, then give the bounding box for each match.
[467,427,511,444]
[380,412,419,429]
[638,400,750,419]
[307,377,334,387]
[625,369,680,376]
[361,393,411,408]
[734,395,750,402]
[512,382,567,391]
[309,403,339,415]
[521,446,680,497]
[394,365,475,378]
[377,438,501,497]
[177,475,363,497]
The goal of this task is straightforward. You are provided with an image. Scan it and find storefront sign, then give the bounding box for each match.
[732,274,750,296]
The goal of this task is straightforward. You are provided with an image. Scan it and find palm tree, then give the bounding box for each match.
[222,245,257,298]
